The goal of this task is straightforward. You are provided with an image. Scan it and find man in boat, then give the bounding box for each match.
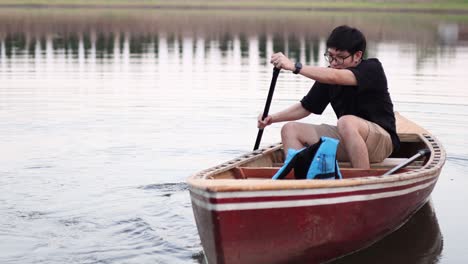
[257,25,400,169]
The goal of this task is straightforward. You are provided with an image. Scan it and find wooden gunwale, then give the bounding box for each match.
[187,133,445,192]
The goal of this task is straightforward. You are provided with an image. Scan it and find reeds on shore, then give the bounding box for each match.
[0,0,467,13]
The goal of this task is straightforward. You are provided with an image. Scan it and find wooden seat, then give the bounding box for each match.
[339,158,424,169]
[273,158,423,170]
[234,166,412,179]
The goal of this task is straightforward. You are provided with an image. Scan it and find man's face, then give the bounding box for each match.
[325,48,356,69]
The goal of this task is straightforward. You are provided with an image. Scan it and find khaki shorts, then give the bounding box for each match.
[313,120,393,163]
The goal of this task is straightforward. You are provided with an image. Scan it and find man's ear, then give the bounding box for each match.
[354,51,363,62]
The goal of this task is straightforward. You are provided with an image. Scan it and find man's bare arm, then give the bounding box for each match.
[258,103,310,128]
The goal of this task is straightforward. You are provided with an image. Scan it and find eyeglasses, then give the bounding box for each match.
[324,52,353,65]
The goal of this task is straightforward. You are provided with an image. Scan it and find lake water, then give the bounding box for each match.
[0,8,467,264]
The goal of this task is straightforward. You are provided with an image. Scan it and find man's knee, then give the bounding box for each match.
[337,115,370,144]
[337,115,359,138]
[281,122,299,138]
[281,122,321,146]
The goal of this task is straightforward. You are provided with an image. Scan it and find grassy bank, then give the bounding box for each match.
[0,0,468,13]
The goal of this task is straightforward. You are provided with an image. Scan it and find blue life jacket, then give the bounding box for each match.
[272,137,342,180]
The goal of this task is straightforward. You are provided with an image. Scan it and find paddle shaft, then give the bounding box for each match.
[383,149,431,176]
[253,67,281,150]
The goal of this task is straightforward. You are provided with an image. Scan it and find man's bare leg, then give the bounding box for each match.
[281,116,370,168]
[281,122,320,154]
[337,115,370,169]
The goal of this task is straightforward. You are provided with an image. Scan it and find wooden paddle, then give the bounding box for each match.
[383,149,431,176]
[253,67,281,150]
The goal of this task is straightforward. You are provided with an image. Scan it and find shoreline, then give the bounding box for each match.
[1,3,468,14]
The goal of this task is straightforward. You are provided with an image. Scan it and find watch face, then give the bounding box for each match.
[294,62,302,74]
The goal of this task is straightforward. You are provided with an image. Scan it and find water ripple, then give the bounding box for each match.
[447,155,468,167]
[138,182,188,194]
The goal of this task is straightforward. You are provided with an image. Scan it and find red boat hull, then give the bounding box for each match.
[190,175,438,264]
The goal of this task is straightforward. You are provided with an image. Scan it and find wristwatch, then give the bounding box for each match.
[293,62,302,74]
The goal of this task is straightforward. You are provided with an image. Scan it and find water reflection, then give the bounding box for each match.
[0,32,323,67]
[0,9,467,65]
[331,202,443,264]
[0,30,464,79]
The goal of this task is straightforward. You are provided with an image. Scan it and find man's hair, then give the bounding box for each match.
[326,25,366,55]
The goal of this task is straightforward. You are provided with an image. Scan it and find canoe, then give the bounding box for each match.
[187,113,446,264]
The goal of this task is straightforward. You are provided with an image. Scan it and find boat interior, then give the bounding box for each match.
[208,133,433,180]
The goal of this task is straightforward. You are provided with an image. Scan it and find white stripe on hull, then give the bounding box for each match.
[190,177,437,211]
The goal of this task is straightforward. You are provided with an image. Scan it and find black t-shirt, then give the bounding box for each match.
[300,58,400,151]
